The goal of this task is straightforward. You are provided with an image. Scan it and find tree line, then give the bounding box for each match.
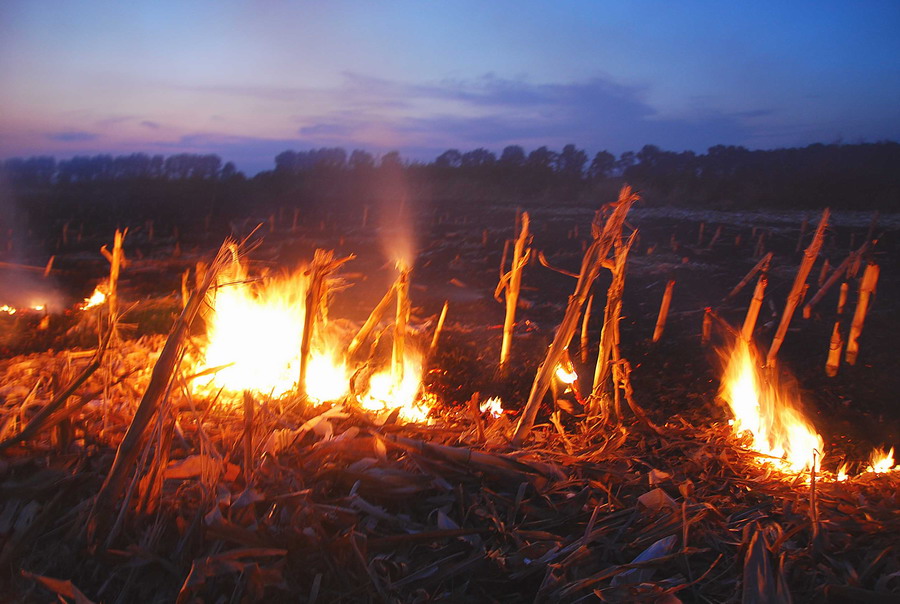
[2,142,899,255]
[4,142,899,208]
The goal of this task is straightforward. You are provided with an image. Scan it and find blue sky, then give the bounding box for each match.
[1,1,899,173]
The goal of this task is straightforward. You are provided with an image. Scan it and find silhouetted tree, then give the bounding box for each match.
[588,151,616,181]
[499,145,526,166]
[435,149,462,168]
[461,148,497,168]
[349,149,375,170]
[557,144,588,179]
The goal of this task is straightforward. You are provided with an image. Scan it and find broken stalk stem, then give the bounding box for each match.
[652,279,675,343]
[767,208,829,365]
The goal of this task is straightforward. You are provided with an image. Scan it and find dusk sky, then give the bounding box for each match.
[2,1,899,174]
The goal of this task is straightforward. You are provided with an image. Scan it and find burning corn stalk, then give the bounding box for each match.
[189,246,431,421]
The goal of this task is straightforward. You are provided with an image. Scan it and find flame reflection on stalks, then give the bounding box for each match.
[719,338,824,472]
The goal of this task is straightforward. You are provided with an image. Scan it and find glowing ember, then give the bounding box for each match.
[718,338,824,472]
[80,286,107,310]
[480,396,504,419]
[866,447,895,474]
[0,305,16,315]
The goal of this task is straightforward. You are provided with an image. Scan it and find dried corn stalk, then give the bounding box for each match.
[393,261,412,383]
[741,272,768,343]
[299,249,354,397]
[495,211,532,371]
[652,280,676,343]
[845,262,879,366]
[87,242,232,548]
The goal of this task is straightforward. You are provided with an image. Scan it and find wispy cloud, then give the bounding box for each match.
[47,131,99,142]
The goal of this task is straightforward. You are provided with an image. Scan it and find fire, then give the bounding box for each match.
[199,268,311,397]
[555,364,578,385]
[359,353,431,422]
[837,463,849,482]
[0,303,46,314]
[192,255,431,421]
[480,396,504,419]
[718,338,824,472]
[80,286,107,310]
[867,448,895,474]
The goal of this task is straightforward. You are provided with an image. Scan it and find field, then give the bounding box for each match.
[1,196,898,602]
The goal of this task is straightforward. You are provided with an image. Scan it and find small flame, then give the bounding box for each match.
[80,286,107,310]
[32,304,46,312]
[866,447,895,474]
[719,338,823,472]
[1,305,16,315]
[480,396,504,419]
[359,353,431,422]
[555,364,578,385]
[836,463,849,482]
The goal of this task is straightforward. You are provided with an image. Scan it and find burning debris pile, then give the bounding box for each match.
[1,187,898,602]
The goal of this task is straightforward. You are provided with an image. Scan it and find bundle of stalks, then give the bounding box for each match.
[514,186,641,444]
[766,208,829,365]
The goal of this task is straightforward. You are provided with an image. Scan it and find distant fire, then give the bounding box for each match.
[718,338,824,472]
[192,255,432,421]
[1,302,46,315]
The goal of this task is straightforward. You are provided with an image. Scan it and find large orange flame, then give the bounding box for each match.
[719,338,824,472]
[191,257,431,420]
